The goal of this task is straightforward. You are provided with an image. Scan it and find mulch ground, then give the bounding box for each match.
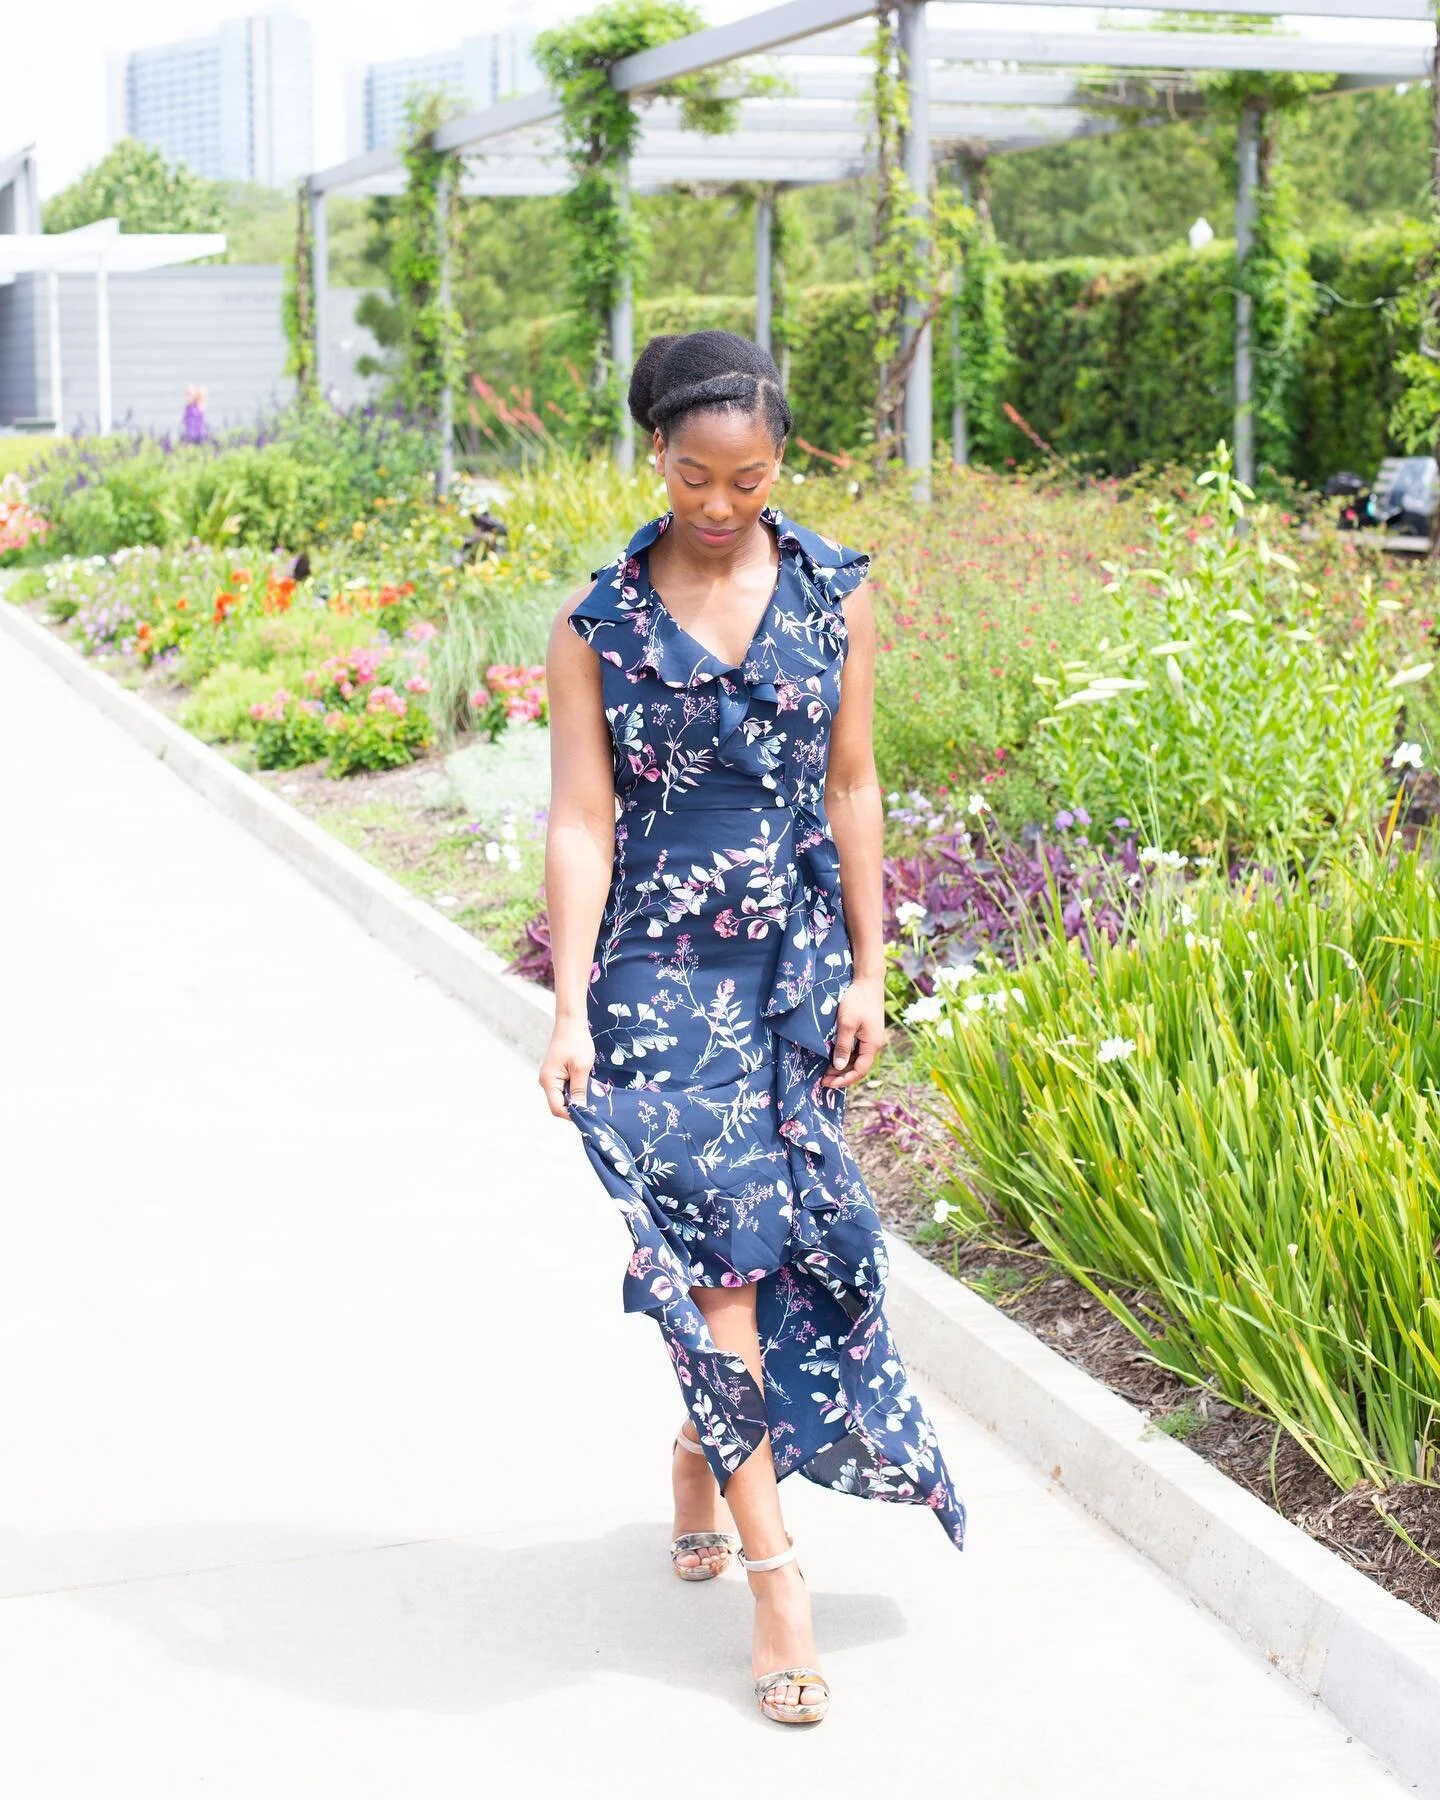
[851,1078,1440,1623]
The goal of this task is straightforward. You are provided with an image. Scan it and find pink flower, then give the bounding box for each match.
[404,675,430,694]
[470,687,491,710]
[714,909,740,937]
[406,620,439,641]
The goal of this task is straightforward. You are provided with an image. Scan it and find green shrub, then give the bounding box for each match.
[1033,447,1418,858]
[179,661,312,742]
[915,843,1440,1492]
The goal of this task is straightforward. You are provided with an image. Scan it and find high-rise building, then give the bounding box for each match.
[122,12,313,187]
[360,33,540,153]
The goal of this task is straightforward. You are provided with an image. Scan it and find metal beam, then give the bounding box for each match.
[310,186,329,400]
[437,166,454,495]
[754,188,774,355]
[611,161,635,471]
[1234,102,1259,487]
[432,89,563,153]
[899,1,932,499]
[788,27,1434,80]
[611,0,875,93]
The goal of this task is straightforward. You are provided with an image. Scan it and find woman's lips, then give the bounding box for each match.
[694,525,736,544]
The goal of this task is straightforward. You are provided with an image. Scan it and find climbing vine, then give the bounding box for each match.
[1204,74,1327,475]
[534,0,746,446]
[382,93,464,422]
[283,182,317,401]
[867,5,972,462]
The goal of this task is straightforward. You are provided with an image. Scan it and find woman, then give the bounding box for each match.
[541,331,965,1727]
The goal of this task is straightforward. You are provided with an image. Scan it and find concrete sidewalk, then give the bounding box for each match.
[0,627,1411,1798]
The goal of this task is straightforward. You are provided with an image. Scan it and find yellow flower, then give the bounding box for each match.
[352,520,366,540]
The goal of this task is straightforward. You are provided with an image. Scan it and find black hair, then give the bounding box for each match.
[628,330,792,446]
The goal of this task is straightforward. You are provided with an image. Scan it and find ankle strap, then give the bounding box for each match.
[740,1544,797,1573]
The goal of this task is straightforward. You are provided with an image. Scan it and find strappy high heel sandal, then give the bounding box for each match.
[739,1542,831,1726]
[670,1430,738,1582]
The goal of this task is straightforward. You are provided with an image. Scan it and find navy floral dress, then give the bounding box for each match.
[566,505,965,1551]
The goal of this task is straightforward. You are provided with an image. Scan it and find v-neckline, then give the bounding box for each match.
[642,517,783,672]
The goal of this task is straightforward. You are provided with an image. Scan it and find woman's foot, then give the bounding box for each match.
[748,1558,826,1716]
[671,1426,734,1578]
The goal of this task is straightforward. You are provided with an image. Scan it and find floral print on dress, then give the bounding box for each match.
[566,505,965,1550]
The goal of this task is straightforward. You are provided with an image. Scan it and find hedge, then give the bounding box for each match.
[470,224,1418,483]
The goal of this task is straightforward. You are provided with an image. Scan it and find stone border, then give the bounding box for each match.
[5,590,1438,1797]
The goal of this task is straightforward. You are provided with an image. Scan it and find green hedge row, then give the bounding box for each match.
[472,225,1417,482]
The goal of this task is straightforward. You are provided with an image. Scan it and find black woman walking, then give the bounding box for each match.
[541,331,964,1728]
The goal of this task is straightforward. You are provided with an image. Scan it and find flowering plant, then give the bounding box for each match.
[0,474,50,562]
[468,662,547,742]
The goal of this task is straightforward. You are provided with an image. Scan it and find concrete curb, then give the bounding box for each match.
[7,591,1439,1795]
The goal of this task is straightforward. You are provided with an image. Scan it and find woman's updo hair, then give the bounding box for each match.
[628,330,792,446]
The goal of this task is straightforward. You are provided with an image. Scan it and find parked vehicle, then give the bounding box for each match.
[1327,456,1438,538]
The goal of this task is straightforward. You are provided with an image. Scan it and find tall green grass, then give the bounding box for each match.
[916,843,1440,1492]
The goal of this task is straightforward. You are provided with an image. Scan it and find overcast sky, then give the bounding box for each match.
[6,2,1430,198]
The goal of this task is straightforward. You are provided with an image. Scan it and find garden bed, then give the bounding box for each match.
[9,432,1440,1636]
[854,1073,1440,1623]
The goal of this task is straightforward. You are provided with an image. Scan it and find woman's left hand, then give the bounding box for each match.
[821,976,889,1089]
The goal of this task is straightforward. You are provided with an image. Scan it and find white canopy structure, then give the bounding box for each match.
[301,0,1436,491]
[0,215,227,434]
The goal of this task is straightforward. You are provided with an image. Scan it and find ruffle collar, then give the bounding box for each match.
[571,506,867,696]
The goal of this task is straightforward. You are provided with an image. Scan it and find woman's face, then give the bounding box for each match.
[653,408,785,557]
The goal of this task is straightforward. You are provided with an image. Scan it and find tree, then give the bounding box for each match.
[44,140,225,236]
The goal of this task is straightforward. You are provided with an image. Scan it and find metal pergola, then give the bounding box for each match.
[304,0,1436,493]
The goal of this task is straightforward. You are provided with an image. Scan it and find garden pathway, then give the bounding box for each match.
[0,626,1413,1799]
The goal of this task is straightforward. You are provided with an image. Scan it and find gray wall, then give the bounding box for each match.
[0,275,39,423]
[0,266,380,434]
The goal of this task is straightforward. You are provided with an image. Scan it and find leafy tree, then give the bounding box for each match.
[44,139,225,236]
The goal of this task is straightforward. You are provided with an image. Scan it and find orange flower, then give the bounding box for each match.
[175,596,189,611]
[231,570,251,586]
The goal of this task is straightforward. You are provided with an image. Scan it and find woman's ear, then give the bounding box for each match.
[652,427,666,475]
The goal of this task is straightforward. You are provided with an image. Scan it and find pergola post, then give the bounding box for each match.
[436,165,454,496]
[96,259,112,436]
[898,0,932,500]
[610,159,635,472]
[47,270,63,431]
[754,186,774,356]
[1234,98,1260,487]
[949,267,968,467]
[951,160,972,468]
[309,182,329,402]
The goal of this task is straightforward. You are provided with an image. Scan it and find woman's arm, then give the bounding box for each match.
[538,589,617,1117]
[822,580,889,1091]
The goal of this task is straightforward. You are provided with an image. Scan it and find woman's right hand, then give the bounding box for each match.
[539,1017,596,1118]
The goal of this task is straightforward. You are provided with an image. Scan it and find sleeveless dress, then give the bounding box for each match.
[566,504,966,1551]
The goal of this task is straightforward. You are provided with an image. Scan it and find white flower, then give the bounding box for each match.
[1098,1036,1136,1064]
[936,962,979,987]
[484,841,501,864]
[1391,741,1424,771]
[903,993,945,1024]
[895,900,929,928]
[791,472,806,485]
[1139,846,1187,870]
[931,1199,950,1225]
[936,1019,954,1038]
[966,792,989,816]
[1177,902,1197,926]
[1287,1243,1299,1257]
